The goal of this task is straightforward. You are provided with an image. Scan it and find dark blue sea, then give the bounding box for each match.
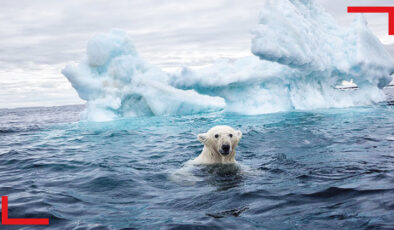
[1,101,394,229]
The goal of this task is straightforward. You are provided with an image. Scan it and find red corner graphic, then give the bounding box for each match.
[1,196,49,225]
[348,6,394,35]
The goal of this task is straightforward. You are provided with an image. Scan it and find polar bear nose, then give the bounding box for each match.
[221,144,230,152]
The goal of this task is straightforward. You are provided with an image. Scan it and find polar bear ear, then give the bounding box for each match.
[236,130,242,139]
[197,133,208,143]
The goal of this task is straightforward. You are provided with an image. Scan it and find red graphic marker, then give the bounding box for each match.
[1,196,49,225]
[348,6,394,35]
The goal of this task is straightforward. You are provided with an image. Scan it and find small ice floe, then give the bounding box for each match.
[388,79,394,87]
[386,136,394,141]
[336,80,358,90]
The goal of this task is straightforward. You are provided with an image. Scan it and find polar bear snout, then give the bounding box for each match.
[219,144,231,156]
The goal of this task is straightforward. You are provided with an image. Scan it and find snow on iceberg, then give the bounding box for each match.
[63,0,394,121]
[251,0,394,87]
[62,30,225,121]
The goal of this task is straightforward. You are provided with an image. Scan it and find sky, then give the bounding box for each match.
[0,0,393,108]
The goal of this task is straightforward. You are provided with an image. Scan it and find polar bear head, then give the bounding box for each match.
[198,125,242,158]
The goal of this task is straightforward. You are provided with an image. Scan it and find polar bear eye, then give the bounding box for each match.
[215,134,219,138]
[229,134,233,138]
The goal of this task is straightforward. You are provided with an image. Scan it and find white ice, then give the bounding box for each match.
[63,0,394,121]
[62,30,225,121]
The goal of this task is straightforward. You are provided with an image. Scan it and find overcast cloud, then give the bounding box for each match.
[0,0,393,108]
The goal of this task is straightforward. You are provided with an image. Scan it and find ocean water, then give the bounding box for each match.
[1,102,394,230]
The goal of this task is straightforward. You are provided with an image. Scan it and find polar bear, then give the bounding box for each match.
[191,125,242,164]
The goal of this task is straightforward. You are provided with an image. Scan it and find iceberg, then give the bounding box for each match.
[63,0,394,121]
[62,30,225,121]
